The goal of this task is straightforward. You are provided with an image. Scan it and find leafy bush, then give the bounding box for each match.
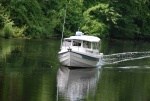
[2,23,13,38]
[0,3,27,38]
[82,3,121,38]
[13,25,27,38]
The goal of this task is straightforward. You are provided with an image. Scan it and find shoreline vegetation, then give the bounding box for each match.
[0,0,150,40]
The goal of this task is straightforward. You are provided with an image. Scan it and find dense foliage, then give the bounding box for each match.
[0,0,150,39]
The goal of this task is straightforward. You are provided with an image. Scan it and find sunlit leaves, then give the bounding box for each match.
[0,3,26,38]
[82,3,120,38]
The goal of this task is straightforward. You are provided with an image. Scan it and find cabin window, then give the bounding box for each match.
[73,40,81,46]
[63,40,71,46]
[92,42,98,49]
[83,41,91,49]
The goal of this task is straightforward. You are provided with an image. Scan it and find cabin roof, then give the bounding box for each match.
[64,35,100,42]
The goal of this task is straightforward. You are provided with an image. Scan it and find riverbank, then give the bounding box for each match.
[1,35,150,42]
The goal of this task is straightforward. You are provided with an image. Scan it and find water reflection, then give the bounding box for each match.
[98,66,150,101]
[57,66,101,101]
[0,39,60,101]
[1,38,150,101]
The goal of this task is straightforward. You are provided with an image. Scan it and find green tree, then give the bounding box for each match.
[82,3,121,38]
[0,4,26,38]
[109,0,150,39]
[1,0,150,39]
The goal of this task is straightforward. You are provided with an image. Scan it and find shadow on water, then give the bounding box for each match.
[57,66,101,101]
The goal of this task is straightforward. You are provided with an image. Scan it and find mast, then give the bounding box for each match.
[60,5,67,49]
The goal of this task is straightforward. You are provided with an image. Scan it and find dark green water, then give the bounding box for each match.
[0,38,150,101]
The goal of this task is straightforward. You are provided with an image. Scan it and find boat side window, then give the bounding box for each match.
[92,42,98,50]
[63,40,71,47]
[83,41,91,49]
[73,40,81,46]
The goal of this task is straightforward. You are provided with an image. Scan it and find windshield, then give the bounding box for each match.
[92,42,99,50]
[63,40,71,47]
[72,40,81,46]
[83,41,91,49]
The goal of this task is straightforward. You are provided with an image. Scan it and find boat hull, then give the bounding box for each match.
[58,51,100,67]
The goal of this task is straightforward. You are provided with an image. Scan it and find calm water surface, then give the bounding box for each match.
[0,38,150,101]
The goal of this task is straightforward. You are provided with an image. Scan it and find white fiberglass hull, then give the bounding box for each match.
[58,51,102,67]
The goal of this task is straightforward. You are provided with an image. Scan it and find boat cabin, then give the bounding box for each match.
[62,33,100,55]
[63,39,99,48]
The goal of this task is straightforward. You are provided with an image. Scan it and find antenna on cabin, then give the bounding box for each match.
[78,27,80,31]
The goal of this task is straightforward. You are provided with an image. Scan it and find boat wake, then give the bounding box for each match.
[100,51,150,65]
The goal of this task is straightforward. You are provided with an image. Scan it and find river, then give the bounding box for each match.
[0,38,150,101]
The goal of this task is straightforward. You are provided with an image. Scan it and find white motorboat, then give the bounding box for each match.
[58,31,103,67]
